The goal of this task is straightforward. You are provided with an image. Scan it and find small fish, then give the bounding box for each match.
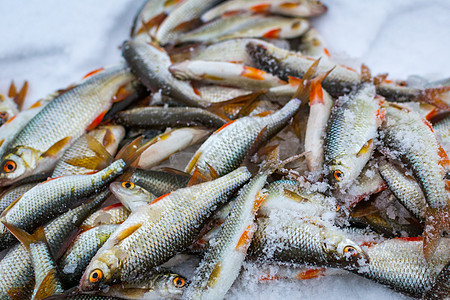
[169,60,287,90]
[324,83,381,189]
[59,224,118,288]
[184,171,268,300]
[110,181,156,212]
[79,167,251,291]
[129,169,190,197]
[185,99,301,177]
[0,160,126,250]
[115,107,227,129]
[122,40,208,107]
[155,0,223,44]
[201,0,327,22]
[381,105,450,259]
[51,125,125,178]
[0,65,135,186]
[101,271,189,299]
[353,237,450,298]
[137,127,212,170]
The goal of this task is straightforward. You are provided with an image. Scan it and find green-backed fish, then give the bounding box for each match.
[129,169,190,197]
[110,181,156,212]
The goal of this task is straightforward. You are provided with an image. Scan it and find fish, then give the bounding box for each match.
[101,271,189,299]
[137,127,212,170]
[169,60,287,90]
[59,224,119,288]
[423,260,450,299]
[380,105,450,259]
[0,191,109,299]
[0,65,135,186]
[121,40,208,107]
[129,169,190,197]
[246,41,361,96]
[80,203,130,231]
[51,125,125,178]
[378,159,427,221]
[0,160,126,250]
[185,99,301,177]
[79,167,251,291]
[248,216,369,270]
[0,94,19,126]
[115,107,227,129]
[216,17,310,41]
[298,27,329,58]
[353,237,450,298]
[201,0,327,22]
[110,181,156,212]
[0,181,38,215]
[184,171,268,300]
[324,83,381,189]
[155,0,223,44]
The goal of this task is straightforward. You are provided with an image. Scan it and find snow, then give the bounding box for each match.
[0,0,448,299]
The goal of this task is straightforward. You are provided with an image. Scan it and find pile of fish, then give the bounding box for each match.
[1,0,450,299]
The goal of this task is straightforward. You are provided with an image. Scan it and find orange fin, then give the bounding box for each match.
[360,64,372,83]
[310,77,324,105]
[113,85,134,103]
[250,3,271,13]
[136,12,167,35]
[150,192,171,204]
[173,18,201,32]
[187,166,209,187]
[41,137,72,158]
[8,81,17,98]
[1,221,46,250]
[416,86,450,110]
[29,100,43,109]
[296,268,326,280]
[241,66,267,81]
[66,135,113,170]
[185,150,202,174]
[263,28,281,39]
[214,120,236,134]
[87,110,107,131]
[236,225,253,251]
[253,193,267,213]
[423,207,449,261]
[205,163,220,180]
[115,223,142,244]
[83,68,105,79]
[14,81,28,110]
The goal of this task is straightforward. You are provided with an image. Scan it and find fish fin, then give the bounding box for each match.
[83,68,105,79]
[1,221,45,250]
[207,90,266,108]
[136,12,167,35]
[150,192,171,204]
[296,268,326,280]
[159,167,191,178]
[185,150,202,174]
[235,225,253,252]
[86,135,114,169]
[172,18,201,32]
[87,110,108,131]
[115,136,152,168]
[14,81,28,110]
[241,66,268,81]
[213,120,236,134]
[187,167,209,187]
[41,136,72,158]
[114,223,142,244]
[360,64,372,83]
[8,81,17,98]
[423,207,449,261]
[242,126,269,176]
[283,189,306,203]
[253,192,267,213]
[309,67,334,105]
[356,139,374,158]
[205,163,220,180]
[236,98,262,118]
[0,139,4,148]
[29,100,43,109]
[34,270,61,300]
[416,86,450,110]
[263,28,281,39]
[102,128,115,148]
[250,3,271,13]
[206,262,222,288]
[303,58,321,80]
[113,85,134,103]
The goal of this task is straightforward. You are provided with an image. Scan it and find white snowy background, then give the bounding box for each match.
[0,0,449,299]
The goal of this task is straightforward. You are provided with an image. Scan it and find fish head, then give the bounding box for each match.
[0,148,38,186]
[110,181,155,211]
[152,272,189,298]
[327,157,363,190]
[79,248,122,291]
[168,61,199,81]
[323,232,369,270]
[308,0,328,16]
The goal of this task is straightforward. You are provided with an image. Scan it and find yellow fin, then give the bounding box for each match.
[41,137,72,158]
[115,223,142,244]
[34,270,61,300]
[235,225,253,251]
[1,221,45,250]
[206,262,222,288]
[356,139,373,158]
[185,151,202,174]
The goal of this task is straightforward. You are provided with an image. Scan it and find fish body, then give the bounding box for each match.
[129,169,190,197]
[52,125,125,177]
[0,181,37,215]
[110,182,156,212]
[185,99,301,176]
[80,203,130,231]
[324,83,380,189]
[184,173,267,299]
[354,238,450,298]
[79,167,251,291]
[122,40,207,107]
[0,160,125,249]
[0,65,134,186]
[137,127,212,169]
[115,107,227,129]
[201,0,327,22]
[170,60,287,90]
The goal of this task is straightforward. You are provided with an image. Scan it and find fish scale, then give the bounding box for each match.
[130,169,190,197]
[0,160,125,249]
[80,167,251,290]
[185,99,301,176]
[0,182,37,214]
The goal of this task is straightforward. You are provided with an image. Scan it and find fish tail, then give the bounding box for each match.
[423,206,450,261]
[1,221,46,250]
[416,86,450,110]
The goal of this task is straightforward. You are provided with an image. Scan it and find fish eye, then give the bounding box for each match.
[0,112,8,118]
[89,269,103,283]
[173,276,186,288]
[122,181,135,189]
[333,170,343,181]
[3,160,16,173]
[343,246,358,257]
